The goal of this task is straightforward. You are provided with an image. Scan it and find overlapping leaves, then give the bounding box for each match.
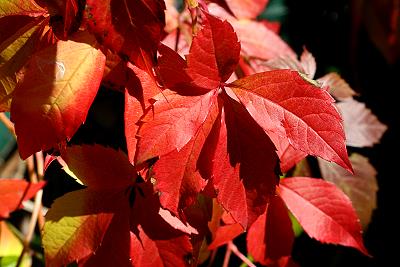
[133,10,352,231]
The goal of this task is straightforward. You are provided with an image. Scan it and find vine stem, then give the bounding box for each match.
[35,151,45,229]
[228,242,257,267]
[16,156,44,267]
[0,112,16,137]
[222,242,233,267]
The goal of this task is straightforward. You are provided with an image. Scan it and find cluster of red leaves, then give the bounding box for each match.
[0,0,371,266]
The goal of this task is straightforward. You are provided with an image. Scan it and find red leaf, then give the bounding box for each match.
[43,144,193,266]
[228,70,352,173]
[151,101,219,215]
[247,194,294,263]
[129,181,194,266]
[318,153,378,229]
[42,189,119,267]
[279,177,369,255]
[78,211,132,267]
[208,223,243,250]
[85,0,165,71]
[157,44,202,94]
[131,228,193,267]
[135,90,218,164]
[186,12,240,89]
[201,95,279,229]
[11,32,105,159]
[125,63,161,163]
[0,179,45,219]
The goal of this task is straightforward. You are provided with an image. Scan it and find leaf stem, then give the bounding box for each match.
[222,242,232,267]
[228,241,256,267]
[35,151,45,229]
[207,248,218,267]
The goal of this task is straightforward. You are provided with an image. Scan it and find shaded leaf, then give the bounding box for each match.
[131,228,193,267]
[11,32,106,159]
[211,0,269,19]
[247,194,294,263]
[0,0,46,17]
[229,70,352,173]
[336,98,387,147]
[318,153,378,229]
[43,144,193,266]
[208,3,295,60]
[151,101,219,215]
[78,211,132,267]
[40,0,83,39]
[201,95,279,229]
[279,177,369,255]
[261,49,316,79]
[0,179,45,219]
[61,145,136,190]
[0,17,47,111]
[318,72,357,100]
[85,0,165,71]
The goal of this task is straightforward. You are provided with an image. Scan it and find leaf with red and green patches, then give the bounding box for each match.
[0,179,45,219]
[84,0,165,71]
[279,177,369,255]
[228,70,352,173]
[135,90,218,164]
[0,16,47,111]
[42,190,119,267]
[151,101,219,216]
[247,194,294,264]
[201,96,279,229]
[186,12,240,89]
[43,144,193,266]
[10,31,106,159]
[0,0,46,17]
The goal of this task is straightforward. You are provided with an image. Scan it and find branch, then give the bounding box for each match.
[35,151,45,229]
[16,156,44,267]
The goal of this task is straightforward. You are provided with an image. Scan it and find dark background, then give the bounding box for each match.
[282,0,399,266]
